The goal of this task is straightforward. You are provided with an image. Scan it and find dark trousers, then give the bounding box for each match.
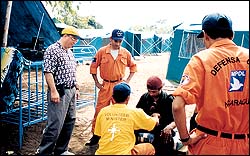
[154,135,174,156]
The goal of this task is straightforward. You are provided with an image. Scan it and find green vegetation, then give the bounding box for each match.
[43,1,173,34]
[43,1,103,29]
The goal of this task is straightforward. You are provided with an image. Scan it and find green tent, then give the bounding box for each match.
[166,23,249,82]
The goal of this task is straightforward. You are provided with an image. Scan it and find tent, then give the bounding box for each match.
[75,29,172,57]
[1,1,60,48]
[77,29,111,50]
[166,23,249,82]
[122,31,171,57]
[122,31,141,57]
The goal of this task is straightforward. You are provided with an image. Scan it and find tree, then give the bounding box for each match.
[129,19,173,34]
[43,1,103,29]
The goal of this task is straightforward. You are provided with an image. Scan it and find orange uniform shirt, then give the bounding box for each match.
[89,44,137,132]
[173,39,249,134]
[90,44,137,80]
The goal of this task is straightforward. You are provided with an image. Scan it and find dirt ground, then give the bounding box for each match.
[0,52,195,155]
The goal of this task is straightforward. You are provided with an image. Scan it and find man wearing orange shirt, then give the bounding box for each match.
[86,29,137,146]
[172,13,249,155]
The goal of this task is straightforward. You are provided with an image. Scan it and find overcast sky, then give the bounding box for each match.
[73,1,249,31]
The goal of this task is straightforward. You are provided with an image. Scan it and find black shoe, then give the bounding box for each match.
[85,134,100,146]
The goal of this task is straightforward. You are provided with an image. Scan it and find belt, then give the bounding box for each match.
[103,78,122,83]
[197,125,249,139]
[64,85,75,89]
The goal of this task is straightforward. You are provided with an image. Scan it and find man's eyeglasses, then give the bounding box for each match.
[68,35,78,41]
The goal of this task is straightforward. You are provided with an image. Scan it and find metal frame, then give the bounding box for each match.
[0,61,47,149]
[0,61,97,149]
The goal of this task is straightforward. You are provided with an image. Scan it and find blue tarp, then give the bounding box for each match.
[166,23,249,82]
[141,38,154,53]
[76,29,172,57]
[122,31,170,56]
[122,31,134,55]
[1,1,60,48]
[153,34,162,53]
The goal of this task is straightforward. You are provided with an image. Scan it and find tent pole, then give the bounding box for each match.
[2,1,13,47]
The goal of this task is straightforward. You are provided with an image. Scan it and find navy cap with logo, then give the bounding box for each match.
[111,29,124,40]
[113,82,131,99]
[197,13,232,38]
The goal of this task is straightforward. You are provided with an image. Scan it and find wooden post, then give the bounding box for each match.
[2,1,12,47]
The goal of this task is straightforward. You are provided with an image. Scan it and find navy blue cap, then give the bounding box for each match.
[111,29,124,40]
[113,82,131,98]
[197,13,232,38]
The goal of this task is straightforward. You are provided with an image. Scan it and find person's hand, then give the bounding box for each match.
[151,113,161,119]
[160,130,172,143]
[95,82,103,89]
[182,129,207,146]
[76,89,80,100]
[151,113,160,126]
[162,125,173,135]
[50,90,60,103]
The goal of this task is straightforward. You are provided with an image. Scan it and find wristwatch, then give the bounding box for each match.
[179,135,190,142]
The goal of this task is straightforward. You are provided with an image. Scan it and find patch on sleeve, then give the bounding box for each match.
[92,58,96,63]
[180,74,190,86]
[228,70,246,92]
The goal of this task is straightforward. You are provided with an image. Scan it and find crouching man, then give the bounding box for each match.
[94,82,159,155]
